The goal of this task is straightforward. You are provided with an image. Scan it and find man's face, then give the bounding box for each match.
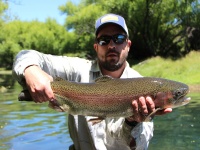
[94,24,131,71]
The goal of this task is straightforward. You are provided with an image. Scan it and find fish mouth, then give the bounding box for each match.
[182,97,191,105]
[172,96,191,108]
[175,96,191,107]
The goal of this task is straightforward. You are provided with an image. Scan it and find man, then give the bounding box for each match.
[12,14,171,150]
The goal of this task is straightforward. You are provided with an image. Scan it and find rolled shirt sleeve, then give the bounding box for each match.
[12,50,92,86]
[12,50,44,86]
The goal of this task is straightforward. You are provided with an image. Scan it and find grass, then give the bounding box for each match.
[0,68,12,75]
[132,51,200,85]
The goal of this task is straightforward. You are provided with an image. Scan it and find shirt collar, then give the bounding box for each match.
[90,59,101,72]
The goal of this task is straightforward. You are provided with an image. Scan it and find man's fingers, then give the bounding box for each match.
[31,88,54,103]
[145,96,155,112]
[156,108,172,115]
[138,97,148,115]
[132,101,138,114]
[128,100,145,122]
[44,81,54,101]
[24,65,54,103]
[128,97,172,123]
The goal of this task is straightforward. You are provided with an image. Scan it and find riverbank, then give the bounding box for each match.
[132,51,200,92]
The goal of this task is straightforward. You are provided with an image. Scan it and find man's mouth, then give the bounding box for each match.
[107,53,118,57]
[106,51,119,57]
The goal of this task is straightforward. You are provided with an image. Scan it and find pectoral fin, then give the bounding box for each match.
[144,108,162,122]
[95,75,113,83]
[48,100,65,112]
[88,117,105,125]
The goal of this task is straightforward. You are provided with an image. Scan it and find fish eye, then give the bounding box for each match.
[175,90,182,97]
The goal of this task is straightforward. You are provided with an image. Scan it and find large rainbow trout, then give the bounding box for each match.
[19,76,190,121]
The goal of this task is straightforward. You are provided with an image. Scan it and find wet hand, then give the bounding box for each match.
[126,96,154,122]
[24,65,54,103]
[126,96,172,122]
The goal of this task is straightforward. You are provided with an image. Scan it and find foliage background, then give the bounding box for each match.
[0,0,200,69]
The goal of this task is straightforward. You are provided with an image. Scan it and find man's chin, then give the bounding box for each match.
[106,57,119,64]
[101,62,123,71]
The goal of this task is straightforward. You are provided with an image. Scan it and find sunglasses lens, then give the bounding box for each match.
[114,35,126,44]
[97,36,111,46]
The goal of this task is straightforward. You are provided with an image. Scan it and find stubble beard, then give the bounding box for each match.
[98,54,128,72]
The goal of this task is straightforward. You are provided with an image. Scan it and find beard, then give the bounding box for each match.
[99,59,123,71]
[98,50,128,71]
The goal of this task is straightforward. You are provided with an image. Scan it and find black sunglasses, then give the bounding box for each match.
[96,34,127,46]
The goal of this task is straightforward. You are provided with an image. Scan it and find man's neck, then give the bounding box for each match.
[100,63,126,78]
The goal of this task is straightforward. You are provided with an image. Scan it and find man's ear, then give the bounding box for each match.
[127,40,131,52]
[128,40,132,48]
[94,43,98,52]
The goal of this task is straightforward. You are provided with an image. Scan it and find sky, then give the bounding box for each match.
[7,0,80,25]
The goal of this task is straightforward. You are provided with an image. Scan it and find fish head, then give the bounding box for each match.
[154,80,191,109]
[169,87,191,108]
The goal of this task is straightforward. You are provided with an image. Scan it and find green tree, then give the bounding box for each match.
[59,0,106,56]
[0,19,71,69]
[60,0,200,59]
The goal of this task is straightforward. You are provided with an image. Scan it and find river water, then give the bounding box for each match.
[0,75,200,150]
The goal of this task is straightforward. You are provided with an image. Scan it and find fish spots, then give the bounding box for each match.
[49,76,189,118]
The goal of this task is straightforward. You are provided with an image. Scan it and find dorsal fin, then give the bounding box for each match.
[53,77,65,82]
[95,75,113,83]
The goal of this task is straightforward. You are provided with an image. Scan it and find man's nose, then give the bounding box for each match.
[108,39,116,49]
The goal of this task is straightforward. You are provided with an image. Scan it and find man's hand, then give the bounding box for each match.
[126,96,172,122]
[24,65,54,103]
